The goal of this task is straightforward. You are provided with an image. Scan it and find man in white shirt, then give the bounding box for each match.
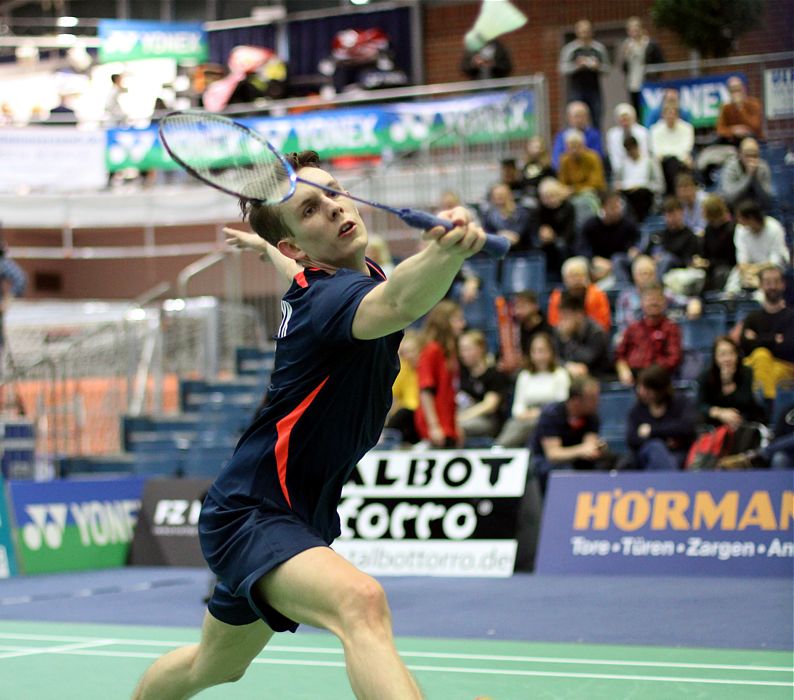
[650,102,694,194]
[606,103,650,175]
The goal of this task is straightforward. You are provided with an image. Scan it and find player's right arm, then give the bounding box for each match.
[352,208,484,340]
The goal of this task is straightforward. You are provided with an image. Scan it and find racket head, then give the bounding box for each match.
[158,110,297,204]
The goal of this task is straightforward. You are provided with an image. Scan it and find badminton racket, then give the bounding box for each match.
[158,111,509,258]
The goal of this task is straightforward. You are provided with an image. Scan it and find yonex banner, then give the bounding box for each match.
[106,90,535,172]
[0,128,107,193]
[334,449,530,577]
[639,73,746,128]
[7,477,145,574]
[129,478,212,567]
[99,20,207,64]
[0,477,18,578]
[536,471,794,577]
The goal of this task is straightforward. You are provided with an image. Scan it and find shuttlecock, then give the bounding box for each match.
[464,0,528,52]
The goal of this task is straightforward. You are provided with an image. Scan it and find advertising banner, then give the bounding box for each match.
[764,67,794,119]
[0,477,18,578]
[639,73,745,128]
[0,128,107,193]
[335,449,530,577]
[7,477,145,574]
[129,478,212,567]
[99,20,207,64]
[536,471,794,577]
[106,89,535,172]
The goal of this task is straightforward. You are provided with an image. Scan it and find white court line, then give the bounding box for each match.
[0,639,114,661]
[4,647,793,687]
[0,631,791,674]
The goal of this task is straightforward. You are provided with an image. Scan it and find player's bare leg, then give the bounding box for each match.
[258,546,423,700]
[131,611,273,700]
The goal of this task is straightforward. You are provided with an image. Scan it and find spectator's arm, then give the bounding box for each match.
[1,258,27,298]
[558,44,577,76]
[458,390,501,423]
[719,160,752,204]
[592,289,612,332]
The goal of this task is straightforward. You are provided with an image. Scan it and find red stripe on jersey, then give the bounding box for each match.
[294,270,308,288]
[274,376,329,508]
[366,260,387,280]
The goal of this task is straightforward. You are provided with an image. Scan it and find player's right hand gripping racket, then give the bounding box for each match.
[158,111,510,259]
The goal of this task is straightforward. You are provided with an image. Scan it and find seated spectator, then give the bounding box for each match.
[626,365,697,470]
[415,301,465,448]
[537,177,576,279]
[499,157,527,201]
[699,335,765,429]
[530,375,610,494]
[725,201,790,294]
[551,100,604,170]
[616,283,683,385]
[496,332,571,448]
[365,234,394,276]
[615,255,702,339]
[521,136,556,205]
[693,194,736,293]
[558,128,606,195]
[717,76,764,145]
[511,290,551,356]
[606,102,649,175]
[553,291,611,379]
[739,265,794,400]
[547,256,611,332]
[385,330,422,445]
[675,172,707,235]
[650,101,694,194]
[719,137,774,213]
[581,190,640,287]
[456,330,510,440]
[613,134,663,223]
[646,196,700,276]
[481,183,532,252]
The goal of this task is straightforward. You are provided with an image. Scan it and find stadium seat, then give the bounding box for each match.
[501,253,546,295]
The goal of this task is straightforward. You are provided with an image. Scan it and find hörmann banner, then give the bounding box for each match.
[7,477,145,574]
[334,449,529,577]
[129,478,212,567]
[536,471,794,577]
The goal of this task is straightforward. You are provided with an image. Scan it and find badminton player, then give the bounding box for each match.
[132,151,485,700]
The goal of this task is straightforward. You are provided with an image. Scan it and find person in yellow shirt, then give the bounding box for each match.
[385,330,422,444]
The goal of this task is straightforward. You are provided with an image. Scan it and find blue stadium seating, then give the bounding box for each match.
[501,253,546,295]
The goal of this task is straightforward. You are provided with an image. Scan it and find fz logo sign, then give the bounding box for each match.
[22,504,68,550]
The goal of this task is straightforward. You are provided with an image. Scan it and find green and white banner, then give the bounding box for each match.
[8,477,145,574]
[0,477,18,578]
[106,89,535,172]
[99,20,207,64]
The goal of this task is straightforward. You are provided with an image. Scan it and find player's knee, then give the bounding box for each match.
[339,575,391,632]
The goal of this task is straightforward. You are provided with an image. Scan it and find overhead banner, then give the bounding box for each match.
[99,20,208,64]
[0,477,18,578]
[764,67,794,119]
[334,449,530,577]
[129,477,212,567]
[639,73,745,128]
[536,471,794,577]
[7,477,145,574]
[106,89,535,172]
[0,128,107,193]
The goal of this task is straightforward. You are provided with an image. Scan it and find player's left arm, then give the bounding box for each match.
[352,208,485,340]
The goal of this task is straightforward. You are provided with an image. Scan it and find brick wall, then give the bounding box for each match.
[422,0,793,134]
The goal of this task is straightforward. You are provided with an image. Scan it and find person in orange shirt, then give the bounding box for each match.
[716,76,763,146]
[546,256,611,332]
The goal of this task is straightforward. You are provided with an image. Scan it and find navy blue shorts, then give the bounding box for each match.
[199,492,332,633]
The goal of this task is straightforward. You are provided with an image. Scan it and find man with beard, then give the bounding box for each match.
[740,265,794,400]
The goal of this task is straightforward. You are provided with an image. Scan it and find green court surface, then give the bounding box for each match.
[0,621,791,699]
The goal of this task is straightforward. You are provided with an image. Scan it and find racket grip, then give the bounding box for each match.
[396,208,510,259]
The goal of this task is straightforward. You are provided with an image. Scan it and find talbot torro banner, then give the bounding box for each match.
[536,471,793,577]
[334,449,530,577]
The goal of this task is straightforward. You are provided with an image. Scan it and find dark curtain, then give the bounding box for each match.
[287,7,412,82]
[208,26,278,67]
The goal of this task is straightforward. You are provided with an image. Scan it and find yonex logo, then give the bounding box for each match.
[22,504,68,550]
[107,130,158,166]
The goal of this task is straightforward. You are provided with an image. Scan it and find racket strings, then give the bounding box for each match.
[160,114,291,203]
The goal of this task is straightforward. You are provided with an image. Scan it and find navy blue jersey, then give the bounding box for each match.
[207,259,402,541]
